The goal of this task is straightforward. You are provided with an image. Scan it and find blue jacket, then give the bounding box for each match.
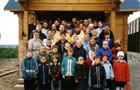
[21,57,38,80]
[97,48,113,62]
[61,56,77,76]
[38,62,50,85]
[102,63,114,79]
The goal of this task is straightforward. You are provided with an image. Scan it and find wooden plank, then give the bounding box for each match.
[0,69,18,77]
[28,0,112,4]
[27,3,112,11]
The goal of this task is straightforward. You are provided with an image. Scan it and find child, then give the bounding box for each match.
[48,45,61,64]
[50,55,61,90]
[89,56,106,90]
[113,51,130,90]
[36,45,47,64]
[21,50,39,90]
[62,42,71,59]
[61,48,77,90]
[45,39,53,54]
[75,57,89,90]
[101,54,114,90]
[103,31,113,49]
[38,56,50,90]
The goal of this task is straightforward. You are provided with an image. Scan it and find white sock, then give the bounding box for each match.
[121,87,124,90]
[116,86,120,90]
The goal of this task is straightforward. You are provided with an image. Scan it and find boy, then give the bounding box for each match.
[21,50,38,90]
[38,56,50,90]
[113,51,130,90]
[48,45,61,64]
[61,48,77,90]
[89,56,106,90]
[75,57,89,90]
[36,45,47,64]
[101,54,114,90]
[50,55,61,90]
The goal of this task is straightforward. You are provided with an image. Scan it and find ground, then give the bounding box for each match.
[0,59,19,90]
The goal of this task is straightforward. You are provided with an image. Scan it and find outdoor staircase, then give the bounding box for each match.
[13,78,24,90]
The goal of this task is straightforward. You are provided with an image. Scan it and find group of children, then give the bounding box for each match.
[21,18,130,90]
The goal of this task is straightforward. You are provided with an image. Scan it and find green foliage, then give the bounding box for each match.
[0,47,18,59]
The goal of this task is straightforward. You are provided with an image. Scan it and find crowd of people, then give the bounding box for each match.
[21,17,130,90]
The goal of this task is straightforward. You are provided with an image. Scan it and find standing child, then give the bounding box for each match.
[21,50,39,90]
[61,48,77,90]
[38,56,50,90]
[50,55,61,90]
[101,54,114,90]
[113,51,130,90]
[75,56,89,90]
[89,56,106,90]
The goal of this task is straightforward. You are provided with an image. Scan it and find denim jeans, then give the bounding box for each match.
[51,80,61,90]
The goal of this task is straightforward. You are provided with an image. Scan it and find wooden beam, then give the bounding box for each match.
[111,11,116,33]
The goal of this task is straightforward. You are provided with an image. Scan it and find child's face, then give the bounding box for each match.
[52,48,58,53]
[41,57,47,63]
[116,46,121,51]
[78,58,84,64]
[91,52,95,59]
[74,36,79,41]
[65,44,71,51]
[76,42,82,48]
[53,58,58,63]
[85,29,90,34]
[105,35,110,39]
[47,41,52,46]
[102,56,108,63]
[118,55,124,60]
[26,52,33,58]
[95,58,101,65]
[67,30,72,36]
[84,35,89,41]
[68,51,73,57]
[40,48,46,53]
[103,44,108,49]
[92,31,97,36]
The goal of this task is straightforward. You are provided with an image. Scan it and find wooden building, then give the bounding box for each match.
[4,0,138,64]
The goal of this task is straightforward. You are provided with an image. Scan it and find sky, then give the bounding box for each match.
[0,0,140,45]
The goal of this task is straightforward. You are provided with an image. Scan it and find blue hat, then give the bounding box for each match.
[104,23,110,27]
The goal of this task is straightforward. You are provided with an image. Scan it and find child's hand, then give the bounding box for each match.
[107,61,110,64]
[62,76,65,79]
[75,80,78,83]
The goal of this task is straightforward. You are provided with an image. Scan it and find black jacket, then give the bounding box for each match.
[38,63,50,85]
[73,46,87,60]
[55,40,68,58]
[90,64,106,88]
[99,30,114,41]
[75,63,89,80]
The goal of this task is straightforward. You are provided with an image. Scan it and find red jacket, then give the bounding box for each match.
[113,60,130,82]
[85,59,93,68]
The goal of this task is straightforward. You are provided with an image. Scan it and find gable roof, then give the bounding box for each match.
[120,0,140,11]
[4,0,20,10]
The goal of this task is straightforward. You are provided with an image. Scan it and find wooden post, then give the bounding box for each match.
[111,11,116,34]
[23,11,29,41]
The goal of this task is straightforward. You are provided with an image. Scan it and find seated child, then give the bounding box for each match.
[21,50,38,90]
[48,45,61,64]
[75,56,89,90]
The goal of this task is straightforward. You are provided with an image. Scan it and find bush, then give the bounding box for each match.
[0,47,18,59]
